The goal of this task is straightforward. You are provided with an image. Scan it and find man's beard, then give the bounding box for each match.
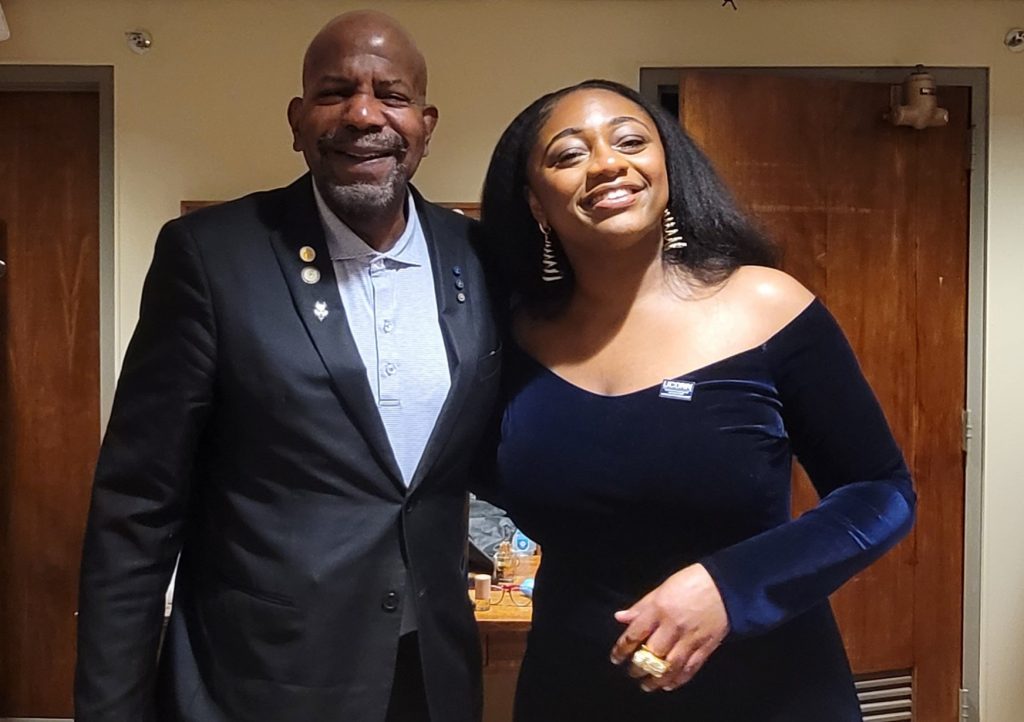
[316,130,410,220]
[319,161,408,220]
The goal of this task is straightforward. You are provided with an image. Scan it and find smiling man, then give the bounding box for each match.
[75,11,501,722]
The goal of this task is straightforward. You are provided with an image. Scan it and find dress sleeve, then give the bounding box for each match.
[700,300,916,639]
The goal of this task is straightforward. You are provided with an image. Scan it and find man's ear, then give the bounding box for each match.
[286,97,303,152]
[421,104,439,158]
[526,187,547,229]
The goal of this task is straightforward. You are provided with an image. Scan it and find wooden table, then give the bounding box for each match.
[473,555,538,669]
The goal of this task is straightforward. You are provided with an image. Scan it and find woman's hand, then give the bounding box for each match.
[610,563,730,692]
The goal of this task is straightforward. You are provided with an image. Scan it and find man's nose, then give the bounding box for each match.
[339,93,387,130]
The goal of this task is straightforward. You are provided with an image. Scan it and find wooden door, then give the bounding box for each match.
[0,90,101,717]
[678,71,968,721]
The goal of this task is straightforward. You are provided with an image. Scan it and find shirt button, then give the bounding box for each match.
[383,320,394,333]
[384,362,397,376]
[382,590,400,612]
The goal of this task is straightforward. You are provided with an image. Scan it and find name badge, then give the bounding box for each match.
[659,379,695,401]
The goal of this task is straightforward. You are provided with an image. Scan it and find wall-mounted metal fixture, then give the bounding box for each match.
[125,29,153,55]
[0,2,10,42]
[1005,28,1024,53]
[886,65,949,130]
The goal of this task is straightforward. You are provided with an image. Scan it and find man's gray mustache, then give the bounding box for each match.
[317,131,407,155]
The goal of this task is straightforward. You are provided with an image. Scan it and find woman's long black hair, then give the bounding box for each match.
[480,79,776,317]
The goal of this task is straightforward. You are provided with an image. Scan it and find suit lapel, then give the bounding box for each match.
[268,176,404,489]
[408,194,477,491]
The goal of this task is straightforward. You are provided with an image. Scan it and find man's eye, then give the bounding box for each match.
[382,95,412,107]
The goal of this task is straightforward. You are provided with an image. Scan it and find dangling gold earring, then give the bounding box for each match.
[663,208,687,251]
[539,223,564,282]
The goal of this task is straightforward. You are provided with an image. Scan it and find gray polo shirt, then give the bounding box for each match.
[313,184,451,487]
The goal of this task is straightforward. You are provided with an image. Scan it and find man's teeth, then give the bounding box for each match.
[342,151,389,159]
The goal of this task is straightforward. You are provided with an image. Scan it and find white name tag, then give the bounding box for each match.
[659,379,695,401]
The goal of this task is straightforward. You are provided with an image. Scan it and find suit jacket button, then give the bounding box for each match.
[382,590,400,612]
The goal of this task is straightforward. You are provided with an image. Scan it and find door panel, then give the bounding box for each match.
[678,71,968,720]
[0,90,101,717]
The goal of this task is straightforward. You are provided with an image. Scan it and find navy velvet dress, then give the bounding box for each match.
[495,299,916,722]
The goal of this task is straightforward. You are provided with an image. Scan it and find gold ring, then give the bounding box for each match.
[631,645,670,678]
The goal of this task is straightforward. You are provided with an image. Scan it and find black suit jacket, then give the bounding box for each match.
[76,176,501,722]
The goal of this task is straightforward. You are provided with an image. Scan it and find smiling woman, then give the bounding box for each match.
[482,79,773,319]
[479,80,916,721]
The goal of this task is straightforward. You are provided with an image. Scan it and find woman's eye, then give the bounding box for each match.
[554,149,586,165]
[616,136,647,150]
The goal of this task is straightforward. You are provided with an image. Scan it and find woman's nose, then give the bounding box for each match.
[588,144,628,177]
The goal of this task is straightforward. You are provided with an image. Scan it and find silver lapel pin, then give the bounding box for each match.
[301,266,321,285]
[313,300,329,322]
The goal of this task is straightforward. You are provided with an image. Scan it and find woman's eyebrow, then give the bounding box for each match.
[544,115,651,153]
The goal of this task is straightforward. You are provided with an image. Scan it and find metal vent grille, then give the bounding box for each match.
[855,670,914,721]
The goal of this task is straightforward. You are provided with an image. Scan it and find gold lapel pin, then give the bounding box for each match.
[301,266,321,285]
[299,246,316,263]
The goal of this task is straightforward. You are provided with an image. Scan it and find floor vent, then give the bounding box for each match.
[855,670,914,721]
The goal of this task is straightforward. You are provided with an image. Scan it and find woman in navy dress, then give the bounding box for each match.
[479,80,916,721]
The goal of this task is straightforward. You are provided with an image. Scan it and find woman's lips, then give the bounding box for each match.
[584,186,644,211]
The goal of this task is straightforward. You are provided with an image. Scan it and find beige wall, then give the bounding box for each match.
[2,0,1023,718]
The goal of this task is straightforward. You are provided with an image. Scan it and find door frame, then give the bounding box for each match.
[0,65,116,434]
[640,65,987,721]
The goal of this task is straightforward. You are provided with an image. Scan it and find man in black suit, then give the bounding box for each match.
[75,11,500,722]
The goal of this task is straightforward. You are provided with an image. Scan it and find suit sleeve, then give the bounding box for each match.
[466,217,510,508]
[75,219,216,721]
[700,301,916,639]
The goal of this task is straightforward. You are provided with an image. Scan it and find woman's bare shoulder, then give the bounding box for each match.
[723,266,816,333]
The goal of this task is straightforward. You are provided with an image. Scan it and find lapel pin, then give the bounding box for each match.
[299,246,317,262]
[301,266,321,284]
[313,300,329,322]
[456,292,467,304]
[454,278,465,290]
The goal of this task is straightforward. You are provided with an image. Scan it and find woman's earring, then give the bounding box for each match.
[663,208,687,251]
[539,223,564,282]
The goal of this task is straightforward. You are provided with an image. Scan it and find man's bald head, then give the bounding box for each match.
[287,9,438,249]
[302,10,428,100]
